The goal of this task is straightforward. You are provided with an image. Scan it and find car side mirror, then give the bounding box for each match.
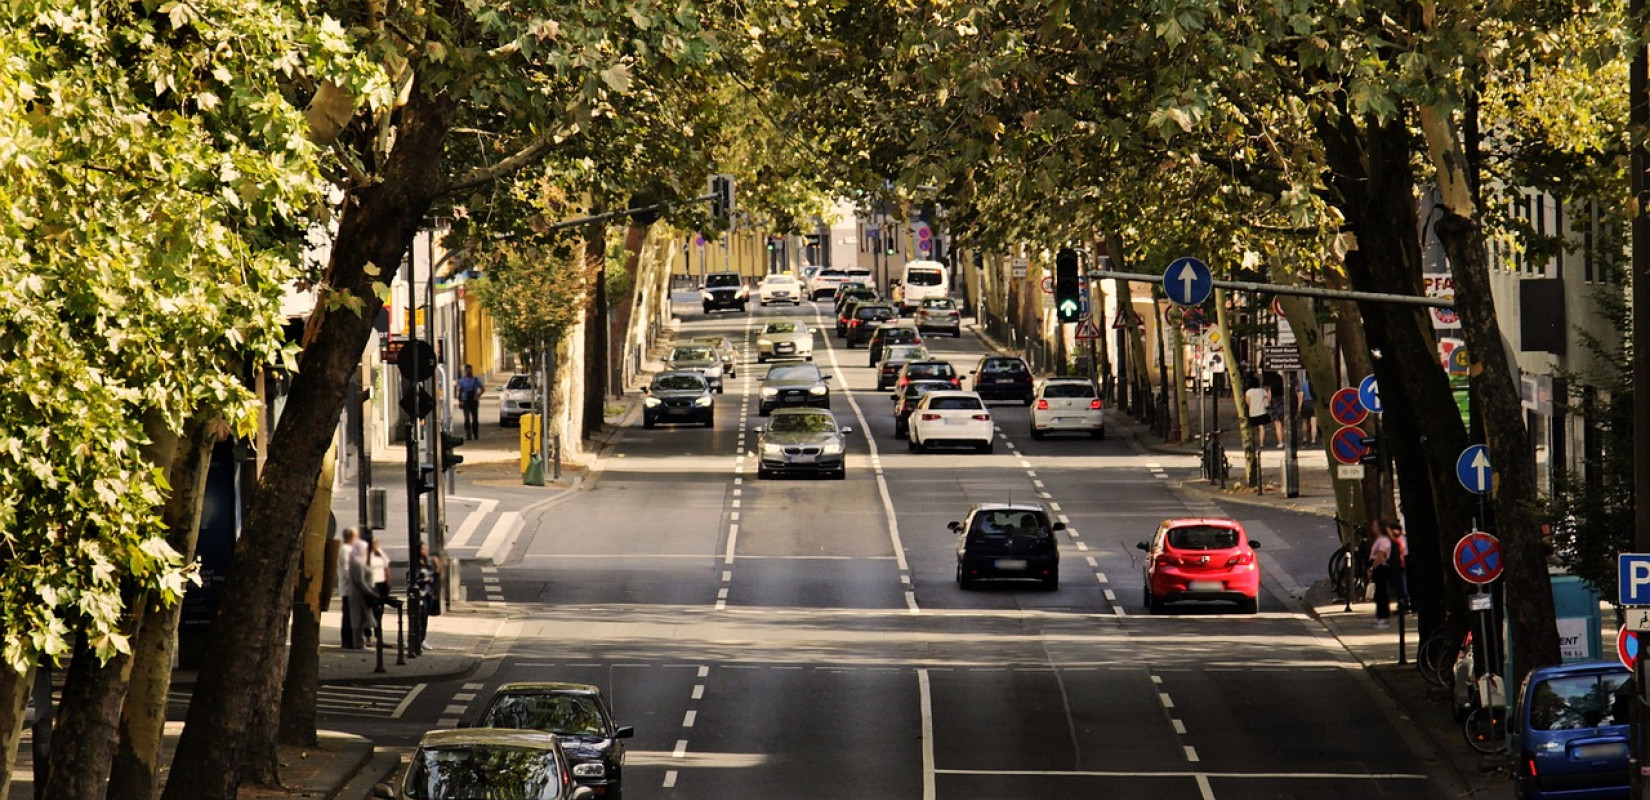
[1136,541,1149,552]
[841,426,854,435]
[752,426,764,433]
[570,788,597,800]
[371,784,396,799]
[696,284,705,291]
[615,725,636,739]
[822,375,833,381]
[1249,540,1261,549]
[947,521,963,533]
[1052,522,1067,532]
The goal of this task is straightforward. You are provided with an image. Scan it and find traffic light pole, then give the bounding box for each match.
[403,278,423,660]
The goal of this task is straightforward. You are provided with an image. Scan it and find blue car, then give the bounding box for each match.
[1513,661,1631,799]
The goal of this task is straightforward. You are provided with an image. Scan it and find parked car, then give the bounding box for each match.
[758,363,832,416]
[950,503,1062,590]
[1136,518,1261,614]
[808,268,849,300]
[907,390,993,453]
[755,407,852,480]
[914,297,962,337]
[374,728,595,800]
[867,323,923,365]
[664,345,725,393]
[498,373,535,427]
[473,682,634,799]
[690,335,739,379]
[1512,661,1631,800]
[700,272,749,313]
[757,273,804,306]
[756,320,814,363]
[877,344,930,391]
[1030,377,1105,439]
[970,355,1034,404]
[894,359,961,394]
[642,372,715,428]
[844,302,898,348]
[892,379,956,439]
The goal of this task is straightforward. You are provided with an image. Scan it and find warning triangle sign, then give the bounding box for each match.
[1075,319,1103,341]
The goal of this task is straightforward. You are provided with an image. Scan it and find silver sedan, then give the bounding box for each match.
[756,321,815,363]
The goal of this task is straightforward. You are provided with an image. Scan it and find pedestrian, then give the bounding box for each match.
[1298,373,1317,444]
[1266,372,1287,449]
[1389,519,1410,613]
[365,535,399,641]
[1367,520,1394,627]
[418,543,443,619]
[336,527,360,648]
[1244,376,1272,448]
[456,364,484,440]
[346,540,378,647]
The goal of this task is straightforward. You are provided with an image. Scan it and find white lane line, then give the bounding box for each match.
[436,717,458,726]
[683,710,697,727]
[673,740,688,758]
[464,682,484,690]
[1048,502,1062,512]
[1086,557,1098,568]
[1185,745,1200,762]
[391,684,428,719]
[452,692,475,702]
[714,599,726,611]
[730,511,740,521]
[446,498,499,548]
[1172,719,1187,734]
[697,666,709,678]
[1151,675,1163,685]
[919,669,936,800]
[1196,774,1215,799]
[724,524,739,565]
[1076,542,1089,551]
[663,771,678,788]
[475,511,521,564]
[1159,693,1174,709]
[731,499,741,509]
[717,588,729,599]
[692,684,705,700]
[1026,470,1037,478]
[1114,606,1128,617]
[722,570,732,582]
[443,704,467,716]
[1095,571,1107,582]
[1033,480,1045,489]
[1103,589,1116,602]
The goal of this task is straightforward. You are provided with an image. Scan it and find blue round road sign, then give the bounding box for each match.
[1456,444,1492,495]
[1620,627,1640,672]
[1453,531,1502,584]
[1162,257,1213,307]
[1330,426,1369,465]
[1329,387,1368,427]
[1358,375,1382,414]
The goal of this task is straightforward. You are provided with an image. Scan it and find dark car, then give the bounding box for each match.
[951,503,1063,590]
[970,355,1034,404]
[642,372,714,428]
[894,359,961,394]
[700,271,749,313]
[1512,661,1631,800]
[834,291,879,336]
[758,363,832,416]
[832,281,874,307]
[892,379,954,439]
[664,345,725,393]
[877,344,930,391]
[756,408,852,480]
[375,728,596,800]
[867,324,923,365]
[690,335,738,379]
[914,297,962,337]
[472,682,633,799]
[844,302,898,348]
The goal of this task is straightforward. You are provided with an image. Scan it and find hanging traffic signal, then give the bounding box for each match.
[708,174,735,228]
[1055,248,1081,323]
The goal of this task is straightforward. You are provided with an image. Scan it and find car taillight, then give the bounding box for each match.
[949,377,961,386]
[1523,753,1537,777]
[1225,552,1256,567]
[1154,554,1179,568]
[971,413,990,421]
[1036,399,1049,410]
[921,413,940,421]
[1089,399,1103,410]
[850,319,861,327]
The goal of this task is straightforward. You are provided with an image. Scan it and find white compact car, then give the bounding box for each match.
[756,320,815,362]
[1029,377,1105,439]
[758,274,804,306]
[907,390,994,454]
[498,373,535,427]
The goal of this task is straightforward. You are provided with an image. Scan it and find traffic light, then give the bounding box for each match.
[440,432,465,471]
[1360,434,1381,465]
[1054,248,1081,323]
[708,174,735,228]
[414,463,437,495]
[883,224,897,256]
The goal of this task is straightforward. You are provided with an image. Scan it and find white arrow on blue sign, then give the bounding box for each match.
[1620,554,1650,606]
[1456,444,1492,494]
[1162,257,1213,307]
[1358,375,1382,414]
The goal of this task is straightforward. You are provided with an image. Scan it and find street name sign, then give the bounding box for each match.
[1329,387,1368,427]
[1162,257,1213,307]
[1453,531,1502,584]
[1619,554,1650,606]
[1456,444,1492,495]
[1262,345,1302,370]
[1358,375,1382,414]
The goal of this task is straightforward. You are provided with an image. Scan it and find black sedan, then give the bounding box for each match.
[472,682,635,799]
[756,408,852,479]
[376,728,596,800]
[758,363,832,416]
[642,372,714,428]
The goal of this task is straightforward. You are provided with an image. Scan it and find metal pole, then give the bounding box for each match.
[352,372,368,529]
[1631,0,1650,791]
[1285,371,1299,498]
[404,276,422,660]
[1092,270,1455,308]
[422,233,439,655]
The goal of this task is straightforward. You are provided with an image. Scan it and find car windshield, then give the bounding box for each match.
[907,269,944,286]
[653,375,707,392]
[764,322,799,334]
[670,347,714,361]
[403,745,563,800]
[1529,673,1631,730]
[767,413,836,433]
[908,363,955,379]
[506,376,532,390]
[767,366,820,382]
[705,274,742,288]
[981,359,1028,374]
[928,395,983,411]
[969,510,1051,540]
[857,306,896,321]
[481,693,607,736]
[1166,526,1241,550]
[1043,383,1096,398]
[923,299,957,310]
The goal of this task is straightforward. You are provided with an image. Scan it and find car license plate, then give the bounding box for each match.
[1189,580,1224,591]
[995,559,1027,571]
[944,417,968,425]
[1573,742,1628,760]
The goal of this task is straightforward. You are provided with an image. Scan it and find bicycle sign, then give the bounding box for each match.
[1453,531,1503,584]
[1329,387,1367,426]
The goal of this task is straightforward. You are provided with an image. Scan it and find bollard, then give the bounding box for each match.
[396,603,406,666]
[374,603,386,674]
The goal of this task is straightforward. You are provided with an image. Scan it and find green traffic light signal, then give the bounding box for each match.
[1054,247,1082,323]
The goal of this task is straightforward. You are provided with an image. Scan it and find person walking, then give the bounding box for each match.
[345,540,378,648]
[1367,521,1394,627]
[365,535,399,641]
[336,527,360,648]
[1265,372,1287,449]
[1297,373,1317,444]
[456,364,484,440]
[1244,376,1272,448]
[1389,519,1409,613]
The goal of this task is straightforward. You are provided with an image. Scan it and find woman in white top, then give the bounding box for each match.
[1243,376,1272,447]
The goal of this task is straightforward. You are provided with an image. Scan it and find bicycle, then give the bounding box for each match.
[1326,518,1368,603]
[1200,430,1230,485]
[1416,629,1463,688]
[1462,670,1508,754]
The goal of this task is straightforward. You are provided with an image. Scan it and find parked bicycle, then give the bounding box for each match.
[1200,430,1230,485]
[1326,518,1369,603]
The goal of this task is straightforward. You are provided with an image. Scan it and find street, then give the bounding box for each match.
[326,293,1452,799]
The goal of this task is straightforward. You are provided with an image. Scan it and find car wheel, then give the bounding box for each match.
[757,354,766,363]
[643,416,656,429]
[907,434,919,452]
[833,468,846,480]
[980,440,994,454]
[1240,595,1259,614]
[805,354,814,361]
[1022,394,1034,407]
[1043,574,1059,591]
[956,564,973,590]
[1094,426,1106,440]
[704,414,715,428]
[1029,427,1045,440]
[1146,593,1162,614]
[894,423,907,440]
[716,385,725,394]
[702,305,712,314]
[793,301,801,306]
[759,406,771,417]
[738,302,747,311]
[757,467,771,479]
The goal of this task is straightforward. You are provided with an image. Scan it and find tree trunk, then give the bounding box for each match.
[609,224,649,393]
[1215,289,1256,485]
[109,416,218,800]
[582,227,609,439]
[278,444,338,748]
[42,634,136,800]
[1276,294,1365,533]
[161,84,459,800]
[0,662,34,800]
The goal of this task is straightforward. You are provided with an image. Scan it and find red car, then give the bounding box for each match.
[1136,518,1261,614]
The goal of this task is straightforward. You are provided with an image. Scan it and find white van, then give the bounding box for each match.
[896,260,950,314]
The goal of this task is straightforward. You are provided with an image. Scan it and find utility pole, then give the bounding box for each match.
[1629,0,1649,793]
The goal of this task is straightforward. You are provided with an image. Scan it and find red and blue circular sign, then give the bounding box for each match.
[1619,627,1640,672]
[1453,531,1502,585]
[1330,387,1368,427]
[1330,426,1368,465]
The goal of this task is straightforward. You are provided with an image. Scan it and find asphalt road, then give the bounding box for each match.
[336,294,1452,799]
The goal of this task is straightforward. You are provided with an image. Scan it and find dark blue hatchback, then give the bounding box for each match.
[1513,661,1631,800]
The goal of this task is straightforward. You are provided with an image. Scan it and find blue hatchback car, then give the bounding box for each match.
[1513,661,1632,799]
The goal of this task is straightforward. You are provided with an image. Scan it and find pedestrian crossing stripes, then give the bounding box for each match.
[169,682,425,719]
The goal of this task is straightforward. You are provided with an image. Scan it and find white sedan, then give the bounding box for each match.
[758,274,804,306]
[1029,377,1105,439]
[907,390,994,454]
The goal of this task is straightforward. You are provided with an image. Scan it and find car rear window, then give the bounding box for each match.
[884,328,919,341]
[886,346,926,362]
[671,347,714,361]
[906,268,944,286]
[922,299,957,310]
[1529,674,1631,731]
[1166,526,1240,550]
[908,363,956,379]
[981,359,1028,374]
[764,275,796,284]
[705,274,742,288]
[1044,383,1096,398]
[969,510,1050,539]
[857,306,896,321]
[929,396,983,411]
